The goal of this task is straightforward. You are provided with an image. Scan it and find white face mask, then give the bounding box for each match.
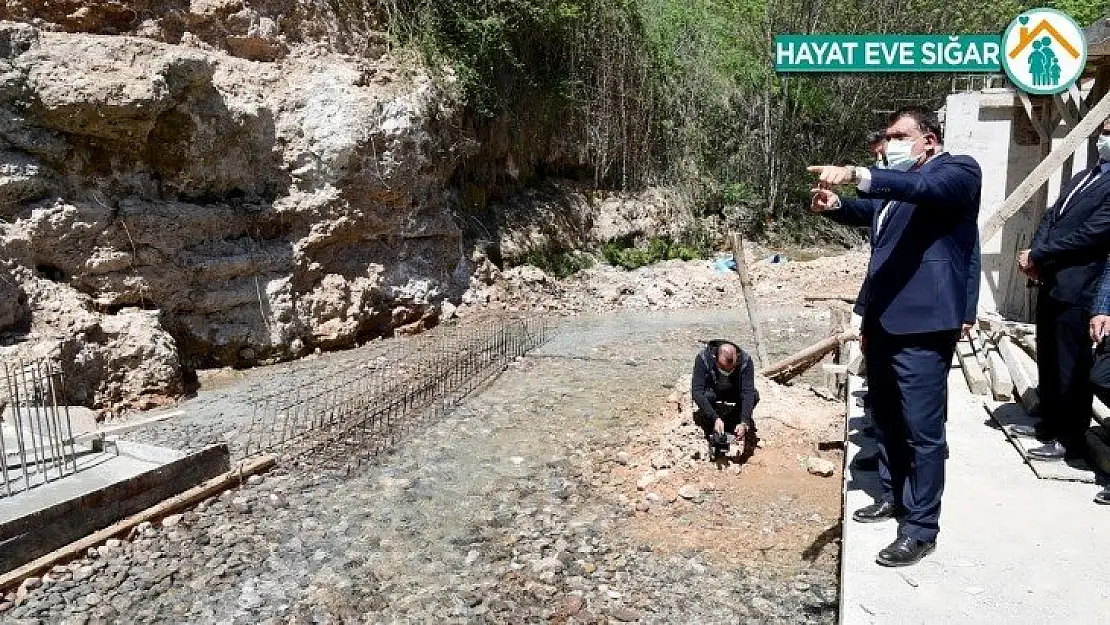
[884,136,925,172]
[1097,133,1110,162]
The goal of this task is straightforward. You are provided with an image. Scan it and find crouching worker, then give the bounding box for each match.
[691,339,760,457]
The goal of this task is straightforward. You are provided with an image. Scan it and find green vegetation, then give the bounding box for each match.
[515,248,595,278]
[369,0,1105,246]
[602,236,705,270]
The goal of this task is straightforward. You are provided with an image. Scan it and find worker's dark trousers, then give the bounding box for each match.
[865,319,958,543]
[1036,292,1094,451]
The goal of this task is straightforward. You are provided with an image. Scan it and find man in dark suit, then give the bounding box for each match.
[1015,117,1110,462]
[809,106,981,567]
[852,131,982,474]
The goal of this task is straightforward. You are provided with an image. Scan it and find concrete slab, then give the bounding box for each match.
[0,450,158,521]
[841,369,1110,625]
[0,443,229,573]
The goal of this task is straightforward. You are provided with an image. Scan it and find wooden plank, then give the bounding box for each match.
[997,335,1039,411]
[956,340,990,395]
[0,454,276,592]
[987,400,1096,483]
[730,234,769,368]
[1019,334,1037,360]
[983,339,1014,401]
[982,92,1110,243]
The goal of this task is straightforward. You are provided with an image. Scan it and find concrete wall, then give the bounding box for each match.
[944,90,1096,321]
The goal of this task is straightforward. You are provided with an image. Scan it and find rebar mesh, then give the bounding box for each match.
[242,316,552,461]
[0,359,78,498]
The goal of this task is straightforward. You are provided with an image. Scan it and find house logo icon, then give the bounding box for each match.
[1001,8,1087,95]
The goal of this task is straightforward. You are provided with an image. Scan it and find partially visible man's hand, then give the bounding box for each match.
[807,165,855,187]
[810,188,839,213]
[1091,315,1110,344]
[1017,249,1037,279]
[961,323,973,338]
[714,418,725,435]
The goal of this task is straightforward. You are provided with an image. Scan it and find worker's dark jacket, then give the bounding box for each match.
[690,339,759,427]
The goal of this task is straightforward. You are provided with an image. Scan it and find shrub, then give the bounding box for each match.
[602,235,704,270]
[516,248,595,278]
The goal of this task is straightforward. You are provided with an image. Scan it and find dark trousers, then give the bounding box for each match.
[1035,293,1094,450]
[694,401,759,438]
[865,319,958,543]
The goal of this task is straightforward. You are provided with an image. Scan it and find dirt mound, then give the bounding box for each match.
[605,373,844,571]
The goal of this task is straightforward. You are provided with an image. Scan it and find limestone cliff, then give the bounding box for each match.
[0,5,470,412]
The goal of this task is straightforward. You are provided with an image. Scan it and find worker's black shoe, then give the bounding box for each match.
[1010,423,1052,442]
[1027,440,1067,461]
[1094,487,1110,505]
[852,452,879,471]
[851,501,902,523]
[876,536,935,567]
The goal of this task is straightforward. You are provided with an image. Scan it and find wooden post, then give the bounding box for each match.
[730,233,769,368]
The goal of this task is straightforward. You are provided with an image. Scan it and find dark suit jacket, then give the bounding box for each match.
[1029,165,1110,306]
[824,153,982,334]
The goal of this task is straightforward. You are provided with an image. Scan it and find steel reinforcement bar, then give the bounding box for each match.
[0,360,77,498]
[242,316,551,460]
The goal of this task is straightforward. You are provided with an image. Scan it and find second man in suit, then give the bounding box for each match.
[1016,117,1110,462]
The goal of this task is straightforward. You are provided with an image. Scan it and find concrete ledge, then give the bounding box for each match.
[0,444,230,574]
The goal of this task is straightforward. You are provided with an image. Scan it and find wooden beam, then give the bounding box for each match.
[956,340,990,395]
[761,332,856,383]
[1053,93,1079,130]
[982,339,1014,401]
[730,234,769,368]
[996,335,1039,411]
[982,92,1110,243]
[1018,92,1050,143]
[0,455,276,592]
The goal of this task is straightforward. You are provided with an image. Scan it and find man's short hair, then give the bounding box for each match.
[889,105,943,143]
[866,129,886,146]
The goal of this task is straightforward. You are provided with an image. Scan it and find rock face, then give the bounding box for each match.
[0,17,468,410]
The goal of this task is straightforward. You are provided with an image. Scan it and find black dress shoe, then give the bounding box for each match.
[852,452,879,471]
[1010,423,1052,441]
[852,501,902,523]
[1027,440,1067,461]
[876,536,936,567]
[1095,487,1110,505]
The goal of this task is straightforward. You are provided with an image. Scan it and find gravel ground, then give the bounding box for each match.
[3,309,839,624]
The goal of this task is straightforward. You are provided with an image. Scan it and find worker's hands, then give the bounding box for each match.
[1017,249,1038,280]
[810,188,840,213]
[1091,315,1110,344]
[714,418,725,436]
[807,165,855,187]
